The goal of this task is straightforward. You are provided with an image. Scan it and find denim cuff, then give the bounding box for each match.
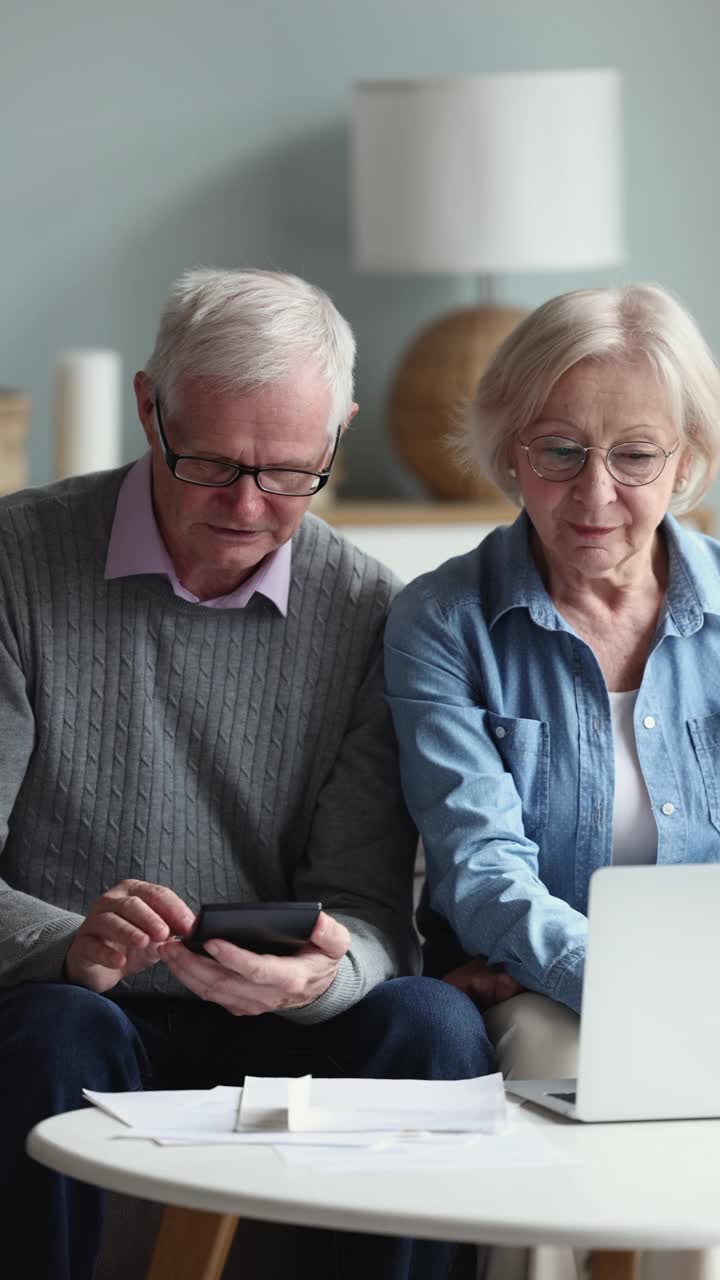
[545,944,585,1014]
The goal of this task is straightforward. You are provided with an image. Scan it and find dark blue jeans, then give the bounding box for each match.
[1,975,494,1280]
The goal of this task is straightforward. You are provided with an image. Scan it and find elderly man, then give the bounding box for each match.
[0,269,493,1280]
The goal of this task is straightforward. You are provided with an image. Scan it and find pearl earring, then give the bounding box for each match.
[675,477,688,493]
[508,467,517,479]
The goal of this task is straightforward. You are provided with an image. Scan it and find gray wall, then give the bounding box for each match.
[2,0,720,510]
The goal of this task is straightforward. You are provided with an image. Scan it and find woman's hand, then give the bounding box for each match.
[442,955,525,1011]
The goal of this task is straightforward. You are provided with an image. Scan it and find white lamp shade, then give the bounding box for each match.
[352,71,624,273]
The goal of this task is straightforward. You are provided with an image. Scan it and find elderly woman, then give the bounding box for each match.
[385,283,720,1278]
[386,282,720,1074]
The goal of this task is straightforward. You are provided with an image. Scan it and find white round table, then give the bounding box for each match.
[28,1105,720,1280]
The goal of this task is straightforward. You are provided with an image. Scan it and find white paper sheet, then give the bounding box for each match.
[82,1088,231,1129]
[273,1121,580,1171]
[115,1130,398,1147]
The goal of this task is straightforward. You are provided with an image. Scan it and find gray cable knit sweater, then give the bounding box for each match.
[0,468,419,1022]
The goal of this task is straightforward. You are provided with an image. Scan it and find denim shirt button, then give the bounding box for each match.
[643,715,656,729]
[661,801,675,816]
[495,725,507,739]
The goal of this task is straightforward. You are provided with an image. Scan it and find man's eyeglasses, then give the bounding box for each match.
[518,435,679,487]
[154,395,342,497]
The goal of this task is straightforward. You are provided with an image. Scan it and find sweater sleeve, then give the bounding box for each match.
[0,633,84,984]
[286,635,421,1024]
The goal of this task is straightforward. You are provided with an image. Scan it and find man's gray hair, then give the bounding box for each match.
[145,268,356,436]
[457,284,720,515]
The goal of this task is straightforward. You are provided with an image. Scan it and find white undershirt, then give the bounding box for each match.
[608,689,658,865]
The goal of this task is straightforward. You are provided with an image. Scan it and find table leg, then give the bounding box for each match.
[589,1251,640,1280]
[146,1206,239,1280]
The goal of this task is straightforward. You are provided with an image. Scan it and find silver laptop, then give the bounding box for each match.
[508,864,720,1122]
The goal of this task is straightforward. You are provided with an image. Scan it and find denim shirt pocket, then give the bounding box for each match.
[485,710,550,841]
[688,712,720,833]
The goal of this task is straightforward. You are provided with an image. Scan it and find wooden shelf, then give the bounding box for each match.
[322,499,517,527]
[0,389,30,496]
[322,498,713,536]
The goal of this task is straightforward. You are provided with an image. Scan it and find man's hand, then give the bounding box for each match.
[442,955,525,1011]
[160,910,350,1015]
[64,880,196,993]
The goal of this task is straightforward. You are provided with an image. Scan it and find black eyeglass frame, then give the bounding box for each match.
[154,395,342,496]
[517,434,680,488]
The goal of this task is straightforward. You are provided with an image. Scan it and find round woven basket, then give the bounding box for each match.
[388,305,527,500]
[0,389,30,495]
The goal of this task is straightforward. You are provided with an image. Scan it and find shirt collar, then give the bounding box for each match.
[104,452,291,614]
[661,514,720,634]
[485,511,557,630]
[485,509,720,636]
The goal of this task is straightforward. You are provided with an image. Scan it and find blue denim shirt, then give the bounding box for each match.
[385,511,720,1014]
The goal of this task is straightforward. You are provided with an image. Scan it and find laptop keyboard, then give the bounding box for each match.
[548,1091,577,1103]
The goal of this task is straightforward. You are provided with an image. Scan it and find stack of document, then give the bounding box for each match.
[238,1072,507,1133]
[83,1074,578,1171]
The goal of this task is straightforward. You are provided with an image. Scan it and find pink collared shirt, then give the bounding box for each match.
[104,453,291,613]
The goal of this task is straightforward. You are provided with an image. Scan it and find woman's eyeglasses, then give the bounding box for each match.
[518,435,679,487]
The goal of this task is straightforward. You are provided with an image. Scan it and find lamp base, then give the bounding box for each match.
[389,304,527,500]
